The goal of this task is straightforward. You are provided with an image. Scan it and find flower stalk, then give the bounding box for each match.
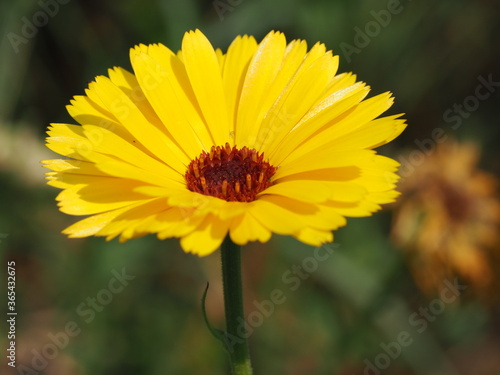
[220,236,253,375]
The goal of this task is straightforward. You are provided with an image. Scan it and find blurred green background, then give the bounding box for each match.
[1,0,499,374]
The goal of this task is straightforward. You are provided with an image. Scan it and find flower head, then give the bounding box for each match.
[43,30,405,255]
[392,140,500,297]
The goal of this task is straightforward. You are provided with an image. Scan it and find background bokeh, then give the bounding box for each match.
[1,0,499,374]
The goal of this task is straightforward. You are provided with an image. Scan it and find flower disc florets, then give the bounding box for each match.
[185,143,276,202]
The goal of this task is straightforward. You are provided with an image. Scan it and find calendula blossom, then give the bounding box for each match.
[392,140,500,298]
[43,29,406,256]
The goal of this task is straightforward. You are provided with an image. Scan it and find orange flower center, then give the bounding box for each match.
[185,143,276,202]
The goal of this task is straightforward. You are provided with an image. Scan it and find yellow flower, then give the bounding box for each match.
[43,30,406,256]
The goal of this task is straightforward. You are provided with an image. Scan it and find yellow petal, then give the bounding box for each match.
[320,72,359,100]
[321,115,407,151]
[293,227,333,246]
[270,82,370,165]
[62,203,144,238]
[182,30,230,145]
[82,124,182,184]
[94,157,186,189]
[130,48,212,157]
[156,212,205,240]
[88,76,188,172]
[107,67,164,129]
[272,170,369,202]
[287,92,394,160]
[65,94,161,160]
[66,95,117,127]
[260,180,333,203]
[167,191,248,220]
[180,214,229,255]
[256,52,339,153]
[215,48,225,70]
[222,35,258,134]
[93,197,169,241]
[250,195,337,234]
[235,31,288,146]
[276,149,377,179]
[229,212,272,245]
[134,206,200,236]
[46,123,93,161]
[56,178,151,215]
[367,190,400,204]
[42,159,106,176]
[322,200,381,217]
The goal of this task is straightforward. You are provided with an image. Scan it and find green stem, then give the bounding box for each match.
[220,236,253,375]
